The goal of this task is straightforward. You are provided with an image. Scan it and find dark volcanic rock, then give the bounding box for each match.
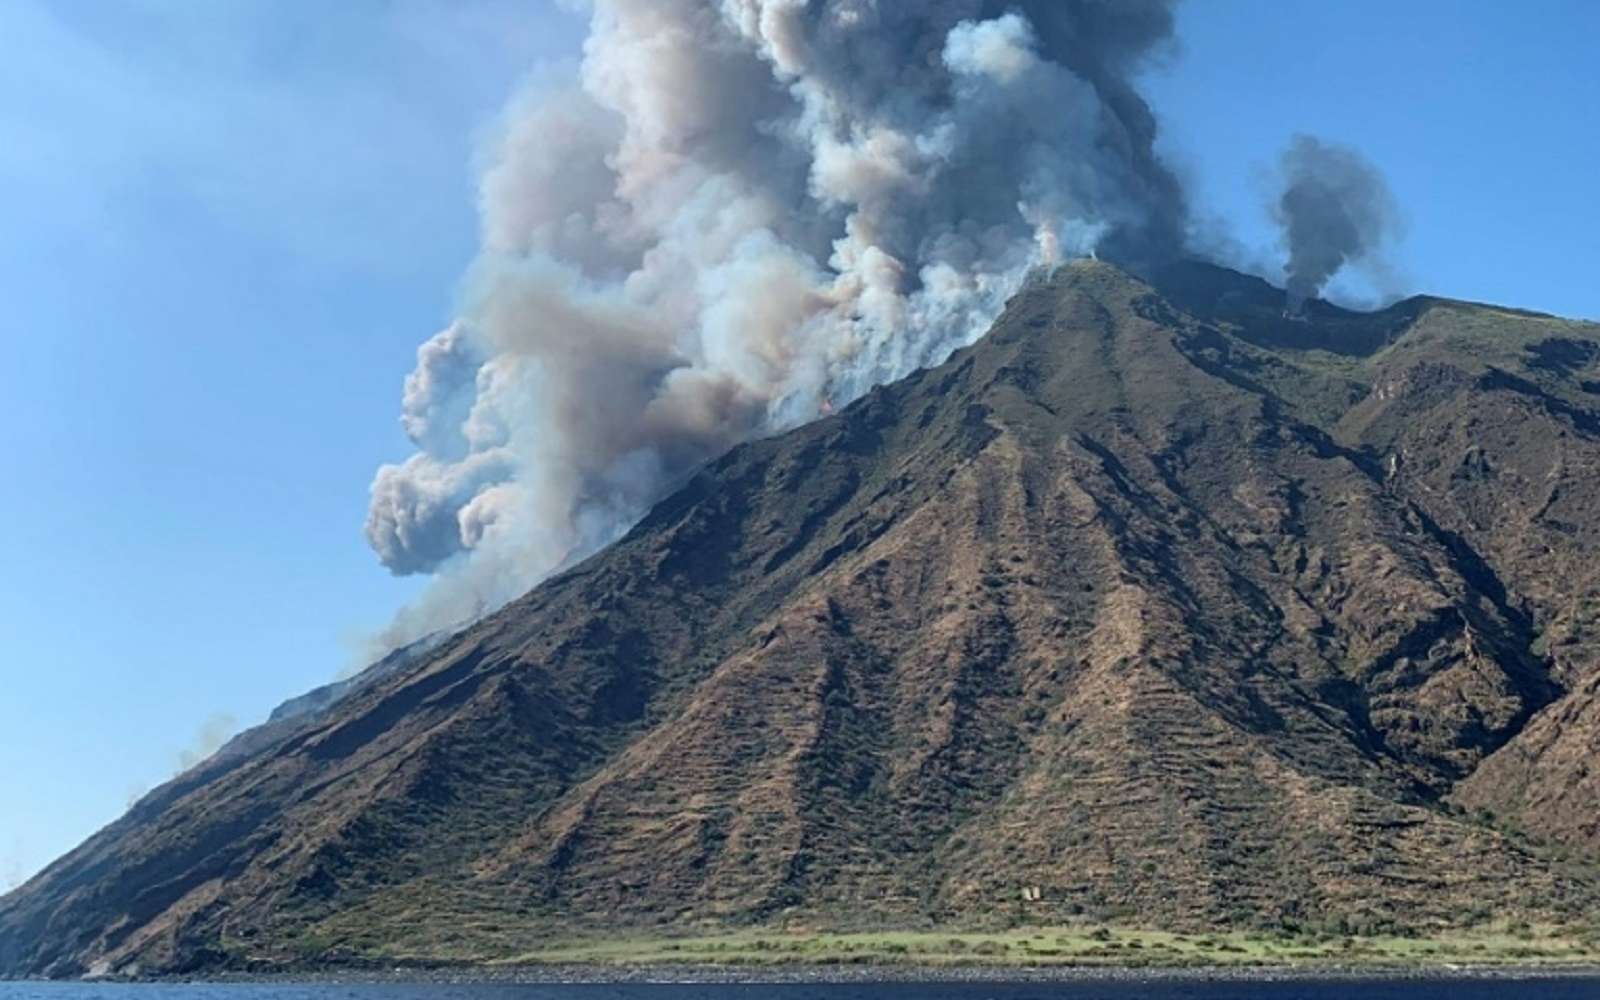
[6,261,1600,977]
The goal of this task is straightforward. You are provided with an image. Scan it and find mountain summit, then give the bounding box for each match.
[7,261,1600,976]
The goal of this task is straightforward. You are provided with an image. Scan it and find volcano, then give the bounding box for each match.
[7,260,1600,976]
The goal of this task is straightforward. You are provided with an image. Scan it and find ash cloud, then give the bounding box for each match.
[1272,134,1401,308]
[366,1,1191,644]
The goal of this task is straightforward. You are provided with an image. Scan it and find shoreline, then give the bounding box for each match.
[22,924,1600,985]
[90,961,1600,987]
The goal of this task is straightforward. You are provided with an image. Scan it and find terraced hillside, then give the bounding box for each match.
[5,260,1600,977]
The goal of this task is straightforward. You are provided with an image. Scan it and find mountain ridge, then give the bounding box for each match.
[7,260,1600,977]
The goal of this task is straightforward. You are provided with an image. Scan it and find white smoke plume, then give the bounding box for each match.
[1273,134,1402,309]
[366,0,1189,645]
[174,712,239,773]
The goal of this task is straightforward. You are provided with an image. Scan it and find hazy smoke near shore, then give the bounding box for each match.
[2,839,23,892]
[1273,134,1401,308]
[364,0,1193,645]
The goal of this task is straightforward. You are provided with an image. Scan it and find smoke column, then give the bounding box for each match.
[1273,134,1400,309]
[366,0,1189,646]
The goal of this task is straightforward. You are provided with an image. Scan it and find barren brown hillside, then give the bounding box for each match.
[6,260,1600,977]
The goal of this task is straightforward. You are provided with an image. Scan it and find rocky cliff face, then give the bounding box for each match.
[6,261,1600,977]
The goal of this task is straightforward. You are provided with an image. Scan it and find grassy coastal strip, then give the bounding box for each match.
[493,925,1600,970]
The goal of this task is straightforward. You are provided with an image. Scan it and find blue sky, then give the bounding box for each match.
[1,0,1596,888]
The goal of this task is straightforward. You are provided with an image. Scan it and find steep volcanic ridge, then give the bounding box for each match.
[7,262,1600,976]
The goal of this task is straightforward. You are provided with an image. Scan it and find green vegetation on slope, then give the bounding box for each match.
[492,924,1600,971]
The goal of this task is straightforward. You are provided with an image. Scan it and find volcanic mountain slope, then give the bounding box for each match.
[7,261,1600,976]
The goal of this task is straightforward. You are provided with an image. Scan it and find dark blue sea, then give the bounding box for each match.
[4,981,1600,999]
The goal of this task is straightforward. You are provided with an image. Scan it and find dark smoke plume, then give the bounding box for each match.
[366,0,1192,645]
[1273,134,1400,308]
